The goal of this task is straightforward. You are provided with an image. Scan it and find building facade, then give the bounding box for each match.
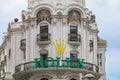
[0,0,106,80]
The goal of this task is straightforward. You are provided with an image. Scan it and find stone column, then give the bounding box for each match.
[25,23,31,62]
[30,20,36,61]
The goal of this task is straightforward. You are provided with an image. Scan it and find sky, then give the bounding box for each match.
[0,0,120,80]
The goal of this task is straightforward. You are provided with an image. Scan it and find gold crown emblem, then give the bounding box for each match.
[53,38,67,55]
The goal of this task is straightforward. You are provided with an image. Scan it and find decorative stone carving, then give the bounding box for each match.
[68,10,81,24]
[30,20,36,27]
[91,15,96,23]
[37,9,51,24]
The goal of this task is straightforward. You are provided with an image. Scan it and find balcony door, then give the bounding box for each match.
[69,25,78,41]
[70,53,78,59]
[70,25,77,34]
[40,49,48,67]
[40,25,48,41]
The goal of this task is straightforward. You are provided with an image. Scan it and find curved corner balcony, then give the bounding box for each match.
[37,33,51,46]
[68,34,81,46]
[13,60,99,79]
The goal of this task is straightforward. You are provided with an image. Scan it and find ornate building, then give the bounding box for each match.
[0,0,106,80]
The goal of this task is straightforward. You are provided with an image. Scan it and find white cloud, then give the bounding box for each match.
[106,0,120,7]
[86,1,120,80]
[106,49,120,80]
[0,0,27,14]
[0,0,27,44]
[106,49,120,73]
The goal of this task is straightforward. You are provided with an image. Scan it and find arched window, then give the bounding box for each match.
[68,10,81,24]
[37,9,51,24]
[68,10,81,18]
[41,78,48,80]
[37,23,50,41]
[68,24,81,42]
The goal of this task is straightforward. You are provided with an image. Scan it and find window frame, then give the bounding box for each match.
[70,50,79,59]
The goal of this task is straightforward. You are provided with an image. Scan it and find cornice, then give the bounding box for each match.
[89,29,99,33]
[24,17,37,23]
[97,38,107,48]
[11,28,22,32]
[51,15,68,19]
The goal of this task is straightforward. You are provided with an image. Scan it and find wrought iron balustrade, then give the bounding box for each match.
[37,33,51,41]
[68,34,81,42]
[15,60,99,73]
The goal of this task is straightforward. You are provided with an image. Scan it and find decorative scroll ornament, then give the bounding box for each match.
[67,10,81,24]
[37,9,51,24]
[53,38,67,55]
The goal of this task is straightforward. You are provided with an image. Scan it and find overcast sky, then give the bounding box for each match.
[0,0,120,80]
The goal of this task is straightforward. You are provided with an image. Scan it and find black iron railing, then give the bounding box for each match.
[68,34,81,42]
[37,33,51,41]
[15,60,99,73]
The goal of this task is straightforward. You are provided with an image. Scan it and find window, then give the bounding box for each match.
[70,53,78,59]
[69,25,79,41]
[68,10,81,24]
[97,54,102,66]
[40,25,48,34]
[8,49,11,59]
[90,40,94,52]
[41,78,48,80]
[68,10,81,18]
[21,39,26,47]
[37,9,51,24]
[40,25,49,41]
[70,25,77,34]
[40,51,48,67]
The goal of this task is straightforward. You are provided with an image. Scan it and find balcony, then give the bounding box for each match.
[68,34,81,46]
[37,33,51,45]
[15,60,99,73]
[20,39,26,51]
[13,60,100,80]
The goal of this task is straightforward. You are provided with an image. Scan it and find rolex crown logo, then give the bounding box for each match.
[53,38,67,54]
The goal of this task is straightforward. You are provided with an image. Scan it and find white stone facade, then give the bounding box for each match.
[0,0,106,80]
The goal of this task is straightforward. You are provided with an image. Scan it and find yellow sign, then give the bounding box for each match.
[53,38,67,55]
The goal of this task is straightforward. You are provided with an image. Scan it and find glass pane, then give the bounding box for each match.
[70,26,77,34]
[40,25,48,33]
[70,53,77,59]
